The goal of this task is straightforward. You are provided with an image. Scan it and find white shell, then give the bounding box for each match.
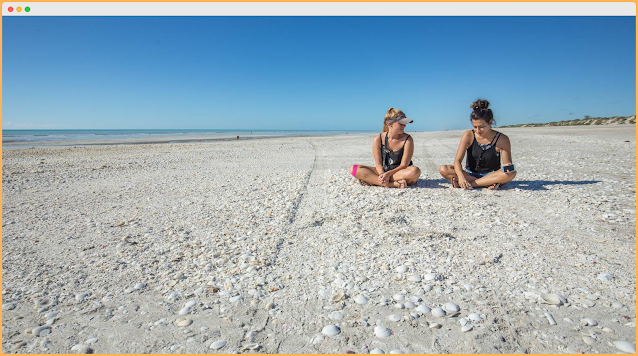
[541,293,565,305]
[581,318,598,326]
[613,341,636,353]
[408,275,421,282]
[459,318,469,326]
[545,312,556,325]
[428,322,441,329]
[210,340,227,350]
[468,313,481,321]
[597,272,613,281]
[332,292,345,303]
[462,324,473,332]
[374,325,391,338]
[178,306,191,315]
[404,302,415,309]
[370,348,385,354]
[389,350,404,354]
[321,325,341,336]
[582,336,595,345]
[431,308,446,317]
[423,285,433,292]
[177,319,193,327]
[354,294,369,305]
[184,300,197,308]
[394,303,404,309]
[388,314,401,322]
[395,266,408,273]
[424,273,438,281]
[229,295,242,303]
[443,302,460,313]
[602,327,614,333]
[392,294,405,302]
[408,296,421,303]
[32,326,51,337]
[416,305,431,314]
[134,283,146,290]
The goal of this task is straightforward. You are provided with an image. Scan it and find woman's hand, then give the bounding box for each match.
[378,172,393,184]
[458,177,472,189]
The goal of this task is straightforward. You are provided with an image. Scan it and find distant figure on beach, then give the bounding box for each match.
[236,135,239,140]
[349,108,421,188]
[439,99,516,190]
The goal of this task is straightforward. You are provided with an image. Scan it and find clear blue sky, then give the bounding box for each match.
[3,16,635,131]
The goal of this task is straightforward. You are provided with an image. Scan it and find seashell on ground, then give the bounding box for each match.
[394,303,404,309]
[32,326,51,337]
[389,350,403,354]
[468,313,481,321]
[459,318,469,326]
[178,306,191,315]
[431,308,446,317]
[613,341,636,353]
[462,324,473,332]
[184,300,197,308]
[602,327,614,333]
[540,293,566,305]
[581,318,598,326]
[70,344,92,354]
[177,319,193,327]
[582,336,595,345]
[210,340,226,350]
[545,312,556,325]
[321,325,341,336]
[424,273,438,281]
[408,275,421,282]
[370,348,385,354]
[416,305,431,314]
[443,302,460,313]
[392,294,405,302]
[374,325,391,338]
[423,285,433,292]
[404,302,415,309]
[396,265,408,273]
[428,322,441,329]
[388,314,400,322]
[354,294,368,305]
[332,292,346,303]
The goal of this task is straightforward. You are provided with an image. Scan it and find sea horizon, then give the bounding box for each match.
[2,128,380,145]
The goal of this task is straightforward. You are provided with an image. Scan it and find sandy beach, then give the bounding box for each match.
[2,125,636,354]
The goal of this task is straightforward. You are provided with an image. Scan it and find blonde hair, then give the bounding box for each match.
[383,107,406,132]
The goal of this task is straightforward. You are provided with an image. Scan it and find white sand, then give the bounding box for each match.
[2,125,636,354]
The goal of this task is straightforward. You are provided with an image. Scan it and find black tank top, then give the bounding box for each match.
[381,132,413,172]
[466,130,501,173]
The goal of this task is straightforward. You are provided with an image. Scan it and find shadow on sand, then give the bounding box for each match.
[413,179,601,191]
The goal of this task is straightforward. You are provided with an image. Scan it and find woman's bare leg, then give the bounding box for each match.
[392,166,421,186]
[438,165,478,188]
[349,165,407,188]
[471,171,517,189]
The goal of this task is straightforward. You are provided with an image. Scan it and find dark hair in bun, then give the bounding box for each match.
[470,99,495,125]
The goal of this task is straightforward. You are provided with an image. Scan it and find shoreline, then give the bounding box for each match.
[3,124,634,150]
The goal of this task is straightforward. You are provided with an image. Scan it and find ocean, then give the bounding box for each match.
[2,129,371,146]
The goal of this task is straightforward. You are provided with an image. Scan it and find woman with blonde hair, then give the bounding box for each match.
[439,99,516,190]
[349,108,421,188]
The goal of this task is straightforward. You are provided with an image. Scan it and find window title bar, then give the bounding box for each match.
[2,2,636,16]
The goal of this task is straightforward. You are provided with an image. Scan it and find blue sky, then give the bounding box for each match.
[3,16,635,131]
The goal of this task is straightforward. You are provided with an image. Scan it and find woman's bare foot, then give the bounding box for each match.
[394,179,407,189]
[487,183,501,190]
[451,177,460,188]
[359,179,371,186]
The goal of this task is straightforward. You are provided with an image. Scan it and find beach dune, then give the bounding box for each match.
[2,125,636,354]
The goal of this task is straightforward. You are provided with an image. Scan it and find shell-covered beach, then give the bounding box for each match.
[2,125,636,354]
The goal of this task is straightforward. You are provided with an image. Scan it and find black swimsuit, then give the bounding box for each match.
[380,132,413,172]
[466,130,501,173]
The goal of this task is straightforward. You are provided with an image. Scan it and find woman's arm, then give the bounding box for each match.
[454,131,472,187]
[497,134,514,167]
[372,134,384,175]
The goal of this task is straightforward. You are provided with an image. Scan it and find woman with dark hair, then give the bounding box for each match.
[349,107,421,188]
[439,99,516,190]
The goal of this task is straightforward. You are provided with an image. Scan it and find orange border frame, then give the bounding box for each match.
[0,2,636,356]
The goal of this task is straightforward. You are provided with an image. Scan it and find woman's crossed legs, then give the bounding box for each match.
[350,165,421,188]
